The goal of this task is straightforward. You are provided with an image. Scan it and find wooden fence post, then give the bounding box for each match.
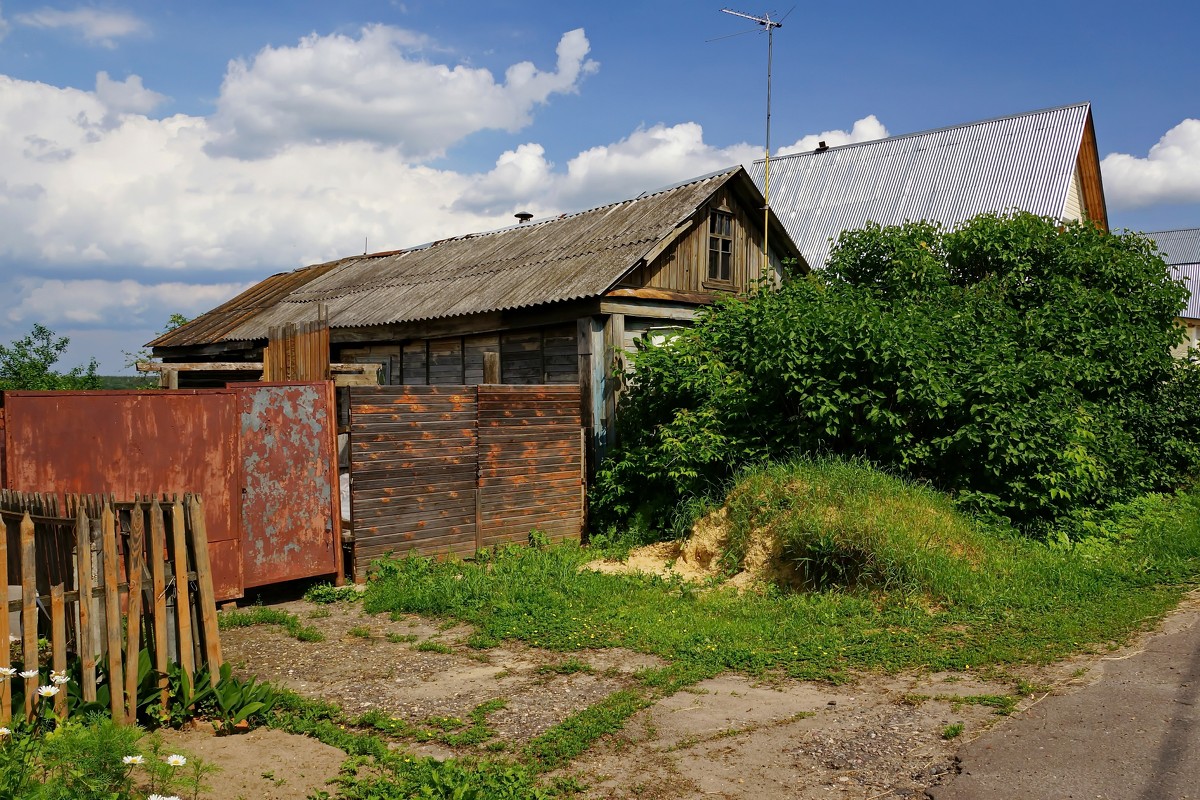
[149,498,169,714]
[20,512,37,720]
[101,502,125,723]
[187,495,222,683]
[76,504,97,703]
[50,584,67,719]
[171,496,195,683]
[0,510,9,725]
[123,499,145,723]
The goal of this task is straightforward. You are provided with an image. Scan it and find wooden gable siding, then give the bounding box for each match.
[624,186,771,295]
[339,322,579,387]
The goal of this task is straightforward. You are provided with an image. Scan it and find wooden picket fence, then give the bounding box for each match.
[0,490,223,725]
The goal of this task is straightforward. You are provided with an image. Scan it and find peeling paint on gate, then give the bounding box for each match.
[238,382,340,588]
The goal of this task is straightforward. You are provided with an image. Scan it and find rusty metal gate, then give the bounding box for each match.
[0,383,341,600]
[239,382,340,589]
[347,385,583,578]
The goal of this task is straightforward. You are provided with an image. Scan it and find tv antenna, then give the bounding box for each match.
[719,7,787,263]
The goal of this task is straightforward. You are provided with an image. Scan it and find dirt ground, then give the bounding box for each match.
[174,592,1131,800]
[156,511,1200,799]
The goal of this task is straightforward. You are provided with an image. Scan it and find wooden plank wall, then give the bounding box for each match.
[264,317,331,382]
[340,324,579,387]
[347,385,582,578]
[348,386,479,577]
[477,385,583,548]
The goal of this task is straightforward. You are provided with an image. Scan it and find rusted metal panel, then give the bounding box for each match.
[238,382,340,588]
[1,390,244,600]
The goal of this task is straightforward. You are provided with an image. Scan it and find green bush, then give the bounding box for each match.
[593,213,1194,536]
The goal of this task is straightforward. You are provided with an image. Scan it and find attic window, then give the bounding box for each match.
[707,210,734,282]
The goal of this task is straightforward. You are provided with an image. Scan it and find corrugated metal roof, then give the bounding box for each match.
[749,103,1092,268]
[1170,264,1200,321]
[1151,229,1200,321]
[156,167,753,347]
[1147,228,1200,267]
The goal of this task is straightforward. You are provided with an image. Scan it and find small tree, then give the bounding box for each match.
[0,324,101,390]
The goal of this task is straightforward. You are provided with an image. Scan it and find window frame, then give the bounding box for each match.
[705,207,736,288]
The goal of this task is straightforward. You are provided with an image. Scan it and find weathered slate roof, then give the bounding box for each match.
[155,167,779,348]
[1148,228,1200,320]
[750,102,1103,268]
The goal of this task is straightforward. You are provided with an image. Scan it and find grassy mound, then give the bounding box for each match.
[723,459,990,600]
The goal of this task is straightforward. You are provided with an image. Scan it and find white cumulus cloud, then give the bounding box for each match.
[775,115,890,156]
[460,116,890,215]
[15,5,147,48]
[95,71,167,115]
[207,25,599,160]
[1102,119,1200,209]
[7,278,252,326]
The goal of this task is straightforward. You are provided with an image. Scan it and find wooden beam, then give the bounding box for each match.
[598,301,700,322]
[1076,109,1109,231]
[140,361,379,374]
[604,287,717,305]
[138,361,263,373]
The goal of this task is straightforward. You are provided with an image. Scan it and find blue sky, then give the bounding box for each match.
[0,0,1197,372]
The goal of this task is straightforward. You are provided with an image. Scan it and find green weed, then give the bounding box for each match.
[218,607,324,643]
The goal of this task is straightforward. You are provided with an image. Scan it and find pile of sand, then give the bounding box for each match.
[586,508,794,591]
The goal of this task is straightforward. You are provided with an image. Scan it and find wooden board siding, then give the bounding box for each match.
[477,385,583,548]
[501,330,542,384]
[348,386,479,574]
[429,338,464,384]
[339,323,579,388]
[465,334,500,384]
[634,186,772,295]
[347,385,583,578]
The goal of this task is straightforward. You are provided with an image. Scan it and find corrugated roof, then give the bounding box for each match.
[750,103,1093,268]
[1150,229,1200,320]
[150,260,343,348]
[1147,228,1200,267]
[155,167,757,347]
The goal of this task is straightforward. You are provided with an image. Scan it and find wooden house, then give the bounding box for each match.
[751,102,1109,269]
[151,166,806,465]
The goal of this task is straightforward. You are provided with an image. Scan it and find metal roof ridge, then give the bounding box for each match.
[1145,227,1200,235]
[758,102,1092,165]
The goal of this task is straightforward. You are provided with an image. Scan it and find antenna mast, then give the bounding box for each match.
[720,7,782,265]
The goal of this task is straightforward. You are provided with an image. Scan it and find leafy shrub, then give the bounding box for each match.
[593,213,1194,536]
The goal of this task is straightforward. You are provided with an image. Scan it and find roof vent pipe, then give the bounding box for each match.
[815,141,829,152]
[515,212,533,224]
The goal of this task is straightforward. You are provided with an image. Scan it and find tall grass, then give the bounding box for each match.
[363,459,1200,681]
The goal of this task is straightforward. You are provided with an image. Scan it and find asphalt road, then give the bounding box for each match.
[929,598,1200,800]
